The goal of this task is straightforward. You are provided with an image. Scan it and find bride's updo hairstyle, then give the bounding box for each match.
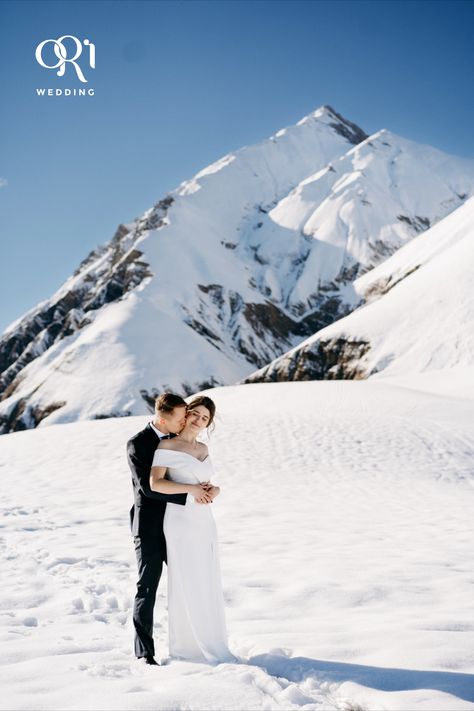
[186,395,216,433]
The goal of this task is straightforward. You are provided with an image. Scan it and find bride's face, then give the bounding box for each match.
[184,405,211,435]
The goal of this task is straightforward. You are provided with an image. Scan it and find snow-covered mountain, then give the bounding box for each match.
[2,104,474,432]
[245,194,474,390]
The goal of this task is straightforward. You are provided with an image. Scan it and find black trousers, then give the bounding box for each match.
[132,535,166,658]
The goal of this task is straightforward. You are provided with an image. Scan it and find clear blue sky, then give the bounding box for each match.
[1,0,473,332]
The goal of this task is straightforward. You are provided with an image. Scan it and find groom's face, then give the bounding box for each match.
[159,405,187,434]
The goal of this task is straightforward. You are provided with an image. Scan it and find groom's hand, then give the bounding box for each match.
[195,494,211,504]
[199,484,220,502]
[207,485,220,501]
[193,483,213,504]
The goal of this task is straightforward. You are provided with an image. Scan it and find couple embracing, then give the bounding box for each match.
[126,393,234,665]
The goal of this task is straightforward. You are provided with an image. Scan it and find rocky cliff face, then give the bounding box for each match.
[244,337,372,383]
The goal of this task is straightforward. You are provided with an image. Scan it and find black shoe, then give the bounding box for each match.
[138,655,159,666]
[146,655,159,666]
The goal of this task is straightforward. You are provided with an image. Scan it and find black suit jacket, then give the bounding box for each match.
[126,424,187,543]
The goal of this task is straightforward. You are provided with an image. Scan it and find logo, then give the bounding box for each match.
[35,35,95,83]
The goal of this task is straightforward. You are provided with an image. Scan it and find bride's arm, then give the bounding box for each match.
[150,466,212,501]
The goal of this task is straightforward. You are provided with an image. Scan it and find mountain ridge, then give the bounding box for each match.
[244,195,474,387]
[1,105,473,432]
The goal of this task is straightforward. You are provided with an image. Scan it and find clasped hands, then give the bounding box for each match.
[192,481,220,504]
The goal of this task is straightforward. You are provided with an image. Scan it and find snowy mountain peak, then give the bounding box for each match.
[176,106,368,202]
[1,108,474,432]
[295,104,368,145]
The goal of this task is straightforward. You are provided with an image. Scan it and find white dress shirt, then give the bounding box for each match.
[149,421,170,439]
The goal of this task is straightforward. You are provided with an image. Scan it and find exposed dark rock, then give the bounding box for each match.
[140,378,222,409]
[0,248,151,396]
[197,284,224,300]
[414,215,430,229]
[132,196,174,238]
[0,399,66,434]
[182,316,224,347]
[33,401,67,424]
[397,214,431,233]
[181,376,221,397]
[83,249,152,312]
[193,274,358,371]
[0,398,28,434]
[334,262,361,284]
[93,411,132,420]
[322,105,369,146]
[244,337,371,383]
[240,298,355,367]
[249,245,269,265]
[363,265,421,301]
[140,389,159,412]
[229,291,244,318]
[243,302,296,341]
[73,244,108,277]
[0,374,25,402]
[111,223,132,244]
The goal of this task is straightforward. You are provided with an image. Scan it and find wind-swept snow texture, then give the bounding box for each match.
[1,381,473,710]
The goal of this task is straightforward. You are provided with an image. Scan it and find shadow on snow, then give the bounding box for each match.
[248,653,474,704]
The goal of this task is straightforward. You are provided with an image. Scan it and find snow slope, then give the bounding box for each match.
[1,381,473,710]
[245,195,474,396]
[2,106,474,432]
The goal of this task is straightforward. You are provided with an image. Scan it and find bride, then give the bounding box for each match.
[150,395,234,663]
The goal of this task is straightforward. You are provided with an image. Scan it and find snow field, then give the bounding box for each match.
[0,380,473,710]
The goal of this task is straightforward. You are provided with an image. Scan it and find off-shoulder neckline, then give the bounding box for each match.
[156,448,210,464]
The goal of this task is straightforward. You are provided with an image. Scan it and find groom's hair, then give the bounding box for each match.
[155,393,187,414]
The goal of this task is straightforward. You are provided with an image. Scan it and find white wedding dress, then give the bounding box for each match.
[152,448,234,663]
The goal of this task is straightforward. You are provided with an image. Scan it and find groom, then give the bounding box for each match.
[126,393,213,665]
